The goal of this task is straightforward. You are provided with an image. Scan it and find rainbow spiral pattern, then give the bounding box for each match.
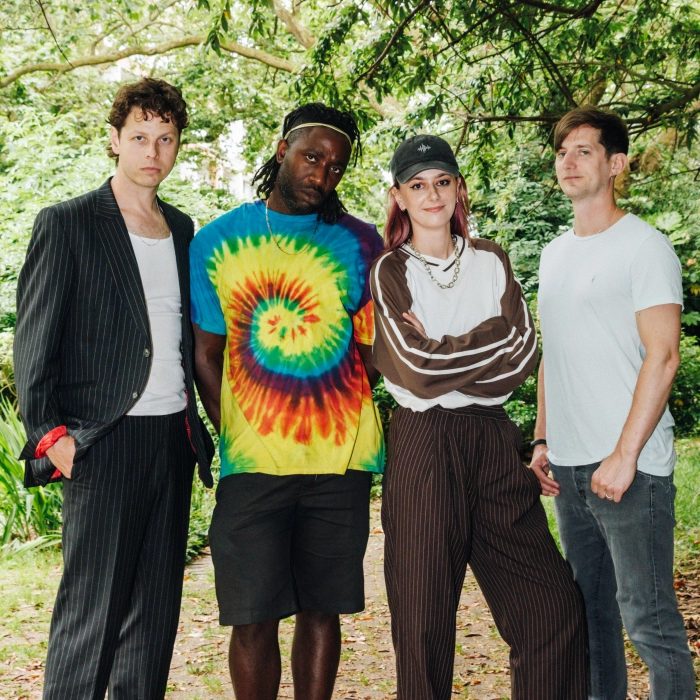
[192,202,384,478]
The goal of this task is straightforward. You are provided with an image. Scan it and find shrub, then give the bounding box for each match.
[503,372,538,443]
[670,333,700,437]
[0,399,63,554]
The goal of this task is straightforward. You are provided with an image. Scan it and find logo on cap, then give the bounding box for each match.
[417,144,431,153]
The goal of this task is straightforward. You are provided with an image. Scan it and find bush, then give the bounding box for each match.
[187,470,217,562]
[670,333,700,437]
[0,399,63,556]
[503,372,538,444]
[0,397,218,561]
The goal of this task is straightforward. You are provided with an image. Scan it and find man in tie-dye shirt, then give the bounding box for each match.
[190,103,384,699]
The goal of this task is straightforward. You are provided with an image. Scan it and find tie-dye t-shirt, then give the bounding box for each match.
[190,200,385,479]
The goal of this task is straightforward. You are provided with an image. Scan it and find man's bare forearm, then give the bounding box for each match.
[193,324,226,435]
[615,351,678,462]
[534,358,546,442]
[357,342,380,389]
[529,357,560,494]
[195,362,222,434]
[591,304,681,502]
[615,304,681,463]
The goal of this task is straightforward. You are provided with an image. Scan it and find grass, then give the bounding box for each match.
[0,546,63,694]
[672,439,700,560]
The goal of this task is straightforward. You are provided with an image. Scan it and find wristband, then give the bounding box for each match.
[35,426,67,459]
[530,438,547,448]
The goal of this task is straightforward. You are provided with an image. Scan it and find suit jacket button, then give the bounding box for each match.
[144,348,150,357]
[132,392,138,399]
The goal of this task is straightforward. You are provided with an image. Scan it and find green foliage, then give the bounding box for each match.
[469,137,574,300]
[618,139,700,330]
[671,439,700,560]
[0,399,63,550]
[370,378,398,496]
[372,377,397,440]
[670,334,700,437]
[0,110,111,320]
[187,470,217,562]
[504,373,539,444]
[2,0,700,549]
[0,108,240,325]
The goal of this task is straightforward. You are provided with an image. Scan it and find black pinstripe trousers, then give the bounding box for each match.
[43,411,196,700]
[382,405,588,700]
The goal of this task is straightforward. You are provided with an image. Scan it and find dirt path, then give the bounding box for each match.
[165,502,674,700]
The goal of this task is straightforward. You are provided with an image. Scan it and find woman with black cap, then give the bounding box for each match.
[370,135,588,700]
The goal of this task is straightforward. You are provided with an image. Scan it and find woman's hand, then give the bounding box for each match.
[402,310,427,339]
[528,444,560,496]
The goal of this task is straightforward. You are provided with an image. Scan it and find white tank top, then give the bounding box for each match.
[127,232,187,416]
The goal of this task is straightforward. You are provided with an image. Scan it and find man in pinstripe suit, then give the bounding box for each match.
[14,78,214,700]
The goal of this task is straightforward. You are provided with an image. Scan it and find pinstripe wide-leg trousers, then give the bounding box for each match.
[43,411,196,700]
[382,405,588,700]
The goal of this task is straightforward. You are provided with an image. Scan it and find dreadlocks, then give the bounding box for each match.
[252,103,362,225]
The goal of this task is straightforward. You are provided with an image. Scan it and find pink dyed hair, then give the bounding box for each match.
[383,174,472,252]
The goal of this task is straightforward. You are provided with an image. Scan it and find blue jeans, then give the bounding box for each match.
[550,463,695,700]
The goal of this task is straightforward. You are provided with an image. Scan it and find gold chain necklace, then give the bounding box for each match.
[264,199,321,256]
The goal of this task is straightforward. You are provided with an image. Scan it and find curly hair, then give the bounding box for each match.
[107,77,188,161]
[252,103,362,225]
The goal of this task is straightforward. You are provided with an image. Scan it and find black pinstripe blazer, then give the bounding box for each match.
[15,179,215,488]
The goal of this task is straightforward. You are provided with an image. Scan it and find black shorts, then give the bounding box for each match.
[209,470,372,626]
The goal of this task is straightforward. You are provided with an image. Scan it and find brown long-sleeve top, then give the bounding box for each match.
[370,237,538,406]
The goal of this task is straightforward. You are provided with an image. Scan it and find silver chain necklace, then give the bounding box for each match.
[574,207,621,237]
[129,205,169,247]
[265,199,321,255]
[132,234,163,247]
[407,234,462,289]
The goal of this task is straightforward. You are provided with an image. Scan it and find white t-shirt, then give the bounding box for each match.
[384,236,512,411]
[538,213,683,476]
[127,233,187,416]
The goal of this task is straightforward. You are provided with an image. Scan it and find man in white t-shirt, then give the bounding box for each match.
[531,107,695,700]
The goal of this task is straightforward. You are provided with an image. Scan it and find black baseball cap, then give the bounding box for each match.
[390,134,460,184]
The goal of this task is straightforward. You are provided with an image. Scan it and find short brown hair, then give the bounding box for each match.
[107,77,188,159]
[554,106,628,158]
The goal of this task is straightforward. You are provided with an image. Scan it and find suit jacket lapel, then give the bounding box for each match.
[94,179,150,339]
[161,202,190,309]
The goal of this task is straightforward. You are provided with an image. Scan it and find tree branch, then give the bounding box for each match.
[35,0,73,68]
[355,0,431,83]
[627,80,700,126]
[502,5,578,108]
[559,61,696,92]
[0,35,298,88]
[272,0,316,48]
[454,119,469,154]
[456,112,560,123]
[513,0,606,18]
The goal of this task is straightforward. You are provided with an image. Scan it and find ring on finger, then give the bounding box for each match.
[605,493,614,500]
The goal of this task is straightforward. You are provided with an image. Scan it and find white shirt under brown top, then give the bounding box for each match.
[371,236,538,412]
